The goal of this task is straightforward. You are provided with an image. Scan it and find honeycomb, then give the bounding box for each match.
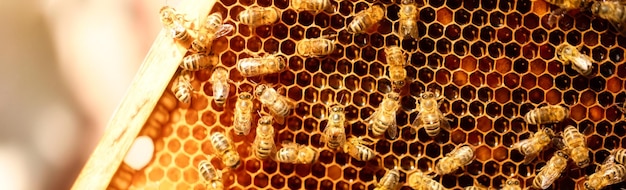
[103,0,626,189]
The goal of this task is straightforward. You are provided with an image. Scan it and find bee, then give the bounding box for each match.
[190,13,235,53]
[347,5,385,34]
[531,151,569,189]
[172,71,193,104]
[320,104,347,150]
[159,6,193,45]
[555,43,594,76]
[561,125,590,168]
[237,53,287,77]
[296,34,337,57]
[542,0,593,26]
[181,53,217,71]
[407,170,445,190]
[209,67,231,107]
[397,0,420,39]
[373,168,400,190]
[210,132,241,169]
[590,1,626,36]
[253,116,276,160]
[291,0,334,13]
[198,160,224,190]
[343,136,376,161]
[233,92,254,135]
[237,6,280,28]
[524,105,569,125]
[275,142,318,164]
[254,84,295,124]
[412,91,451,137]
[512,127,555,164]
[502,178,522,190]
[584,155,626,190]
[385,46,408,89]
[365,92,401,139]
[434,145,475,175]
[613,149,626,165]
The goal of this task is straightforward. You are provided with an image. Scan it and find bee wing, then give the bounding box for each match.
[547,8,567,27]
[439,115,452,131]
[410,112,423,134]
[213,24,235,39]
[539,170,560,189]
[551,136,567,151]
[386,122,398,140]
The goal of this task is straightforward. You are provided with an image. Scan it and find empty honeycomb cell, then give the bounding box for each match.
[469,101,485,116]
[471,42,487,58]
[486,103,502,117]
[502,131,516,147]
[598,91,614,107]
[303,88,318,103]
[494,88,510,103]
[486,72,502,88]
[604,135,621,150]
[484,161,500,175]
[502,103,518,119]
[511,89,527,104]
[591,18,610,32]
[468,131,483,146]
[295,132,310,144]
[548,30,565,45]
[563,90,579,106]
[504,44,521,58]
[477,88,493,102]
[485,132,500,147]
[592,47,608,63]
[469,72,485,87]
[270,175,285,189]
[596,121,613,136]
[476,146,492,162]
[383,156,399,169]
[472,10,489,27]
[544,89,562,105]
[536,74,554,90]
[515,28,531,45]
[566,30,582,46]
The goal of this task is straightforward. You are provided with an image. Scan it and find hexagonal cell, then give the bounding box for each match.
[532,28,548,44]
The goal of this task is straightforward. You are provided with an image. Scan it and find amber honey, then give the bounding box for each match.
[98,0,626,189]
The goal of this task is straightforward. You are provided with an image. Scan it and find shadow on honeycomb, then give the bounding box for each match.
[107,0,626,189]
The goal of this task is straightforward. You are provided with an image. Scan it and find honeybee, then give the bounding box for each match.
[365,92,401,139]
[291,0,334,13]
[524,105,569,125]
[275,142,318,164]
[237,6,280,28]
[210,132,241,169]
[434,145,475,175]
[543,0,593,26]
[347,5,385,34]
[561,125,590,168]
[412,91,451,137]
[190,13,235,53]
[253,116,276,160]
[373,168,400,190]
[320,104,347,150]
[463,185,488,190]
[172,71,193,104]
[407,170,445,190]
[612,149,626,165]
[385,46,408,89]
[209,67,230,107]
[556,43,594,76]
[159,6,192,45]
[181,53,217,71]
[237,53,287,77]
[233,92,253,135]
[531,151,569,189]
[397,0,419,39]
[343,136,376,161]
[584,155,626,190]
[512,127,555,164]
[296,34,337,57]
[198,160,224,190]
[502,178,522,190]
[254,84,295,124]
[590,1,626,36]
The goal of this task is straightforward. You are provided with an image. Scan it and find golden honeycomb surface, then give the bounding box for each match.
[107,0,626,189]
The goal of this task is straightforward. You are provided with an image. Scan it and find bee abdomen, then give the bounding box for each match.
[354,145,375,161]
[614,149,626,165]
[254,141,274,159]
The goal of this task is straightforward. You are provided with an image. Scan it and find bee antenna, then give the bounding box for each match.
[257,110,262,117]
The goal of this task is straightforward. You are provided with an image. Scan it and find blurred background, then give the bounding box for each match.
[0,0,180,189]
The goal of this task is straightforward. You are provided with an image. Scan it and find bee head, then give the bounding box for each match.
[254,84,268,97]
[506,178,520,186]
[421,92,436,99]
[387,92,400,101]
[392,81,406,89]
[239,92,252,100]
[224,151,241,169]
[159,6,177,24]
[258,116,273,125]
[331,104,344,113]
